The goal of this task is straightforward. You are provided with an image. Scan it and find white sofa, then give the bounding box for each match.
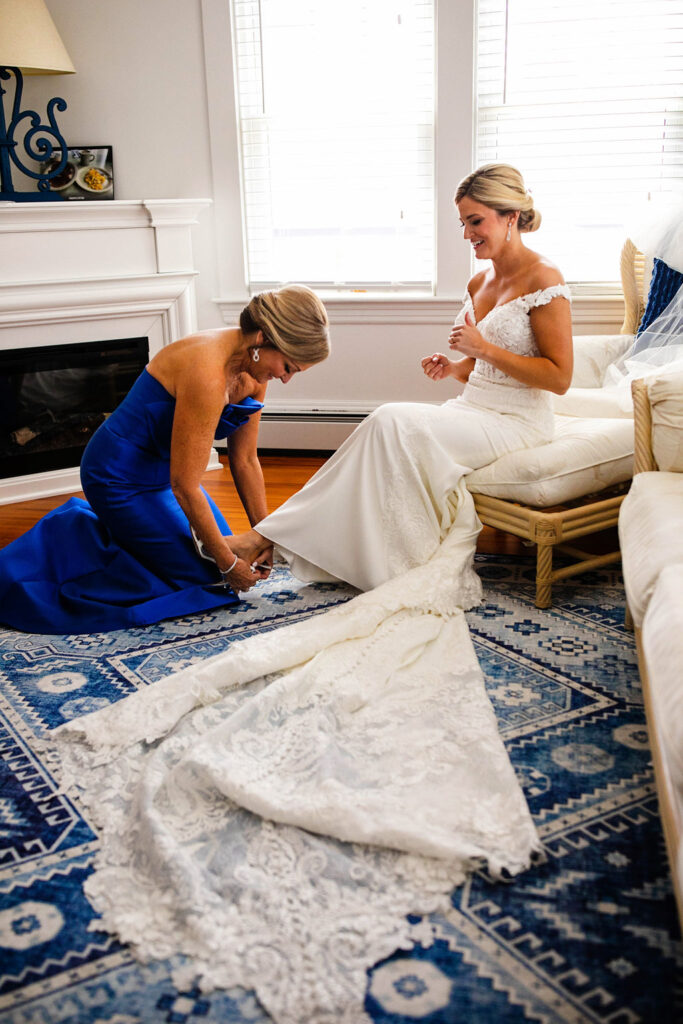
[619,370,683,928]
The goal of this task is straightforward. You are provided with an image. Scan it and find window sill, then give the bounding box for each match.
[214,284,625,328]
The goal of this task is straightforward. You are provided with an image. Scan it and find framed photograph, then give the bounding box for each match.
[40,146,115,201]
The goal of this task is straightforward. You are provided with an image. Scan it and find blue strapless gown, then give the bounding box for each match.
[0,370,263,634]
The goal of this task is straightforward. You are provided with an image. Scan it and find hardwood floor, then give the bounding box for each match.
[0,453,525,554]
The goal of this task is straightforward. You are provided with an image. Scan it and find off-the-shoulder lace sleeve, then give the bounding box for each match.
[520,284,572,312]
[453,291,472,326]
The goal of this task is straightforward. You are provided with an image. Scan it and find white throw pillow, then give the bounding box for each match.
[649,371,683,472]
[570,334,635,388]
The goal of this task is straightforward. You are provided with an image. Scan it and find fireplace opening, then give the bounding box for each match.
[0,337,149,479]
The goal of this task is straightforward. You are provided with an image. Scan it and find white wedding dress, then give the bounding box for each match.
[50,285,570,1024]
[259,286,567,591]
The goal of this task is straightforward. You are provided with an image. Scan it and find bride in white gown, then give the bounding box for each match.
[52,164,573,1024]
[236,163,573,589]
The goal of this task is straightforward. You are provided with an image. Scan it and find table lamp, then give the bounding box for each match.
[0,0,75,201]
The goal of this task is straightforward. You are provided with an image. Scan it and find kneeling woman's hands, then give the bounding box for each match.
[250,546,273,580]
[221,554,270,592]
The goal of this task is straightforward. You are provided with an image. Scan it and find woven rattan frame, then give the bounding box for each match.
[620,238,647,334]
[470,241,643,608]
[632,377,656,473]
[472,490,626,609]
[623,377,653,632]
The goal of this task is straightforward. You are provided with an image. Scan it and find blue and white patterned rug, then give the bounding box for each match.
[1,556,681,1023]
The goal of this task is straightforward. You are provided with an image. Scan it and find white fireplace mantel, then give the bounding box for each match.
[0,199,212,504]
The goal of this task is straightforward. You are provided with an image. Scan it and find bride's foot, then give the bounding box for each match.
[230,529,273,566]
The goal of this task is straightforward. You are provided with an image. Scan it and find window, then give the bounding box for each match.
[476,0,683,281]
[231,0,435,291]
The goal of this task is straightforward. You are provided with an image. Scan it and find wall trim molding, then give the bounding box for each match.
[0,273,198,329]
[0,198,211,233]
[215,289,625,329]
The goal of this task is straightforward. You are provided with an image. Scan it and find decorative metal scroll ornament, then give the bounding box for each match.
[0,66,70,202]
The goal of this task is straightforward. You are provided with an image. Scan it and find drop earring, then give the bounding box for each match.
[506,222,512,242]
[252,348,260,362]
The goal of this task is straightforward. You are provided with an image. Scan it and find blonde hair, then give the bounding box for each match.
[240,285,330,364]
[455,163,541,232]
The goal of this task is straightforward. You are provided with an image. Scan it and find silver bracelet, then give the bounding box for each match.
[219,552,239,584]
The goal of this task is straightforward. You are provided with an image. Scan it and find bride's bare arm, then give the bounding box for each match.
[448,295,573,395]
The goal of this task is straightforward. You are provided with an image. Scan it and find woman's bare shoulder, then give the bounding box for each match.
[148,329,237,396]
[466,269,489,299]
[523,252,567,292]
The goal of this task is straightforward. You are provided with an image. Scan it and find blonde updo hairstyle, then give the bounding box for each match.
[240,284,330,365]
[455,163,541,233]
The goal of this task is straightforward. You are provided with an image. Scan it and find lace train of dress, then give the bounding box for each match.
[48,288,570,1021]
[50,483,541,1024]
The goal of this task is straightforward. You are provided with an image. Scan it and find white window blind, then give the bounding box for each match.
[231,0,435,291]
[476,0,683,282]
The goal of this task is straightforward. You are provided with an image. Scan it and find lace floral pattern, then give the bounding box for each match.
[49,503,542,1024]
[375,403,472,579]
[454,285,571,432]
[460,284,572,388]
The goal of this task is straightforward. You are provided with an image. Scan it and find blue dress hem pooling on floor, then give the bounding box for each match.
[0,369,263,635]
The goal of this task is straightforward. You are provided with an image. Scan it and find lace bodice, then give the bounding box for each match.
[456,284,572,429]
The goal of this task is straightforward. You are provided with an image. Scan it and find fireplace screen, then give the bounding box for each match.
[0,337,149,479]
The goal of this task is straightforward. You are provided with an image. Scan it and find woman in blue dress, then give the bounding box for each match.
[0,285,330,634]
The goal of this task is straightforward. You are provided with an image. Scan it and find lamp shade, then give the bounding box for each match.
[0,0,75,74]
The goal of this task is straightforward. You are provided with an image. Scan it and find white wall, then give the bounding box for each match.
[17,0,624,436]
[26,1,219,327]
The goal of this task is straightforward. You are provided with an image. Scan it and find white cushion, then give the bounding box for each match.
[467,415,633,506]
[553,386,633,419]
[649,371,683,472]
[570,334,635,388]
[619,471,683,626]
[642,565,683,803]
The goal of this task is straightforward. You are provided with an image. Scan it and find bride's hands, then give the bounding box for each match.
[421,352,453,381]
[448,312,489,360]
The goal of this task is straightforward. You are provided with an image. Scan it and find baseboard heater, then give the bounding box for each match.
[228,408,370,452]
[261,410,367,423]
